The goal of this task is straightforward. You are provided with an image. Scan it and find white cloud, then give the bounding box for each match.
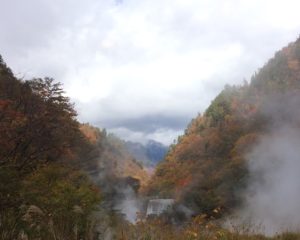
[109,127,183,146]
[1,0,300,144]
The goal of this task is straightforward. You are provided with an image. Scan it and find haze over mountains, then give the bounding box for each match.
[125,140,168,167]
[2,1,300,236]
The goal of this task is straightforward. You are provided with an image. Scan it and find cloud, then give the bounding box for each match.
[109,127,182,146]
[99,114,189,133]
[1,0,300,143]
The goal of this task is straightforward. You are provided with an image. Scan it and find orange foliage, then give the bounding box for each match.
[80,124,101,144]
[147,37,300,216]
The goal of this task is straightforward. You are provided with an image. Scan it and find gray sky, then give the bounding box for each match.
[1,0,300,145]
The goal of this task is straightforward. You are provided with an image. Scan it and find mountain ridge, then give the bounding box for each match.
[145,37,300,219]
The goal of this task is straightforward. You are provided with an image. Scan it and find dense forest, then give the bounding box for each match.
[0,56,100,239]
[2,36,300,239]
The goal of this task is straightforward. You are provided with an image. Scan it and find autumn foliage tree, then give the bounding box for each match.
[0,74,84,170]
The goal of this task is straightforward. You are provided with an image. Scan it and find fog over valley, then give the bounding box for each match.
[2,1,300,239]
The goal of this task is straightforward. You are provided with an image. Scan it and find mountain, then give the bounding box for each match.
[125,140,168,167]
[145,37,300,218]
[80,124,150,185]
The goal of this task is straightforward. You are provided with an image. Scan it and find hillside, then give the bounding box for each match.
[0,56,102,239]
[80,123,150,186]
[145,37,300,218]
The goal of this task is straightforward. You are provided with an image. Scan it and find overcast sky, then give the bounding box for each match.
[1,0,300,145]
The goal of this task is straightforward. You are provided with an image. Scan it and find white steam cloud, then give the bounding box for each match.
[236,92,300,235]
[240,127,300,234]
[114,186,141,223]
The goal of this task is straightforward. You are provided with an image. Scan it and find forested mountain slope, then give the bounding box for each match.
[80,123,150,186]
[145,37,300,218]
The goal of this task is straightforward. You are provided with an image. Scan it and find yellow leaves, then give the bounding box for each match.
[215,229,228,239]
[193,214,208,225]
[186,229,198,238]
[79,123,101,144]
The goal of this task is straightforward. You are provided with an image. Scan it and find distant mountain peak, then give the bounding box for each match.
[125,139,168,167]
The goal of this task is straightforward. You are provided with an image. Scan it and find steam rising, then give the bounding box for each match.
[237,92,300,234]
[114,186,141,223]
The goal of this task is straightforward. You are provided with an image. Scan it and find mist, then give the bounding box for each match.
[114,186,141,223]
[235,92,300,235]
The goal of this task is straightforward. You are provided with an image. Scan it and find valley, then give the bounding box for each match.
[2,36,300,239]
